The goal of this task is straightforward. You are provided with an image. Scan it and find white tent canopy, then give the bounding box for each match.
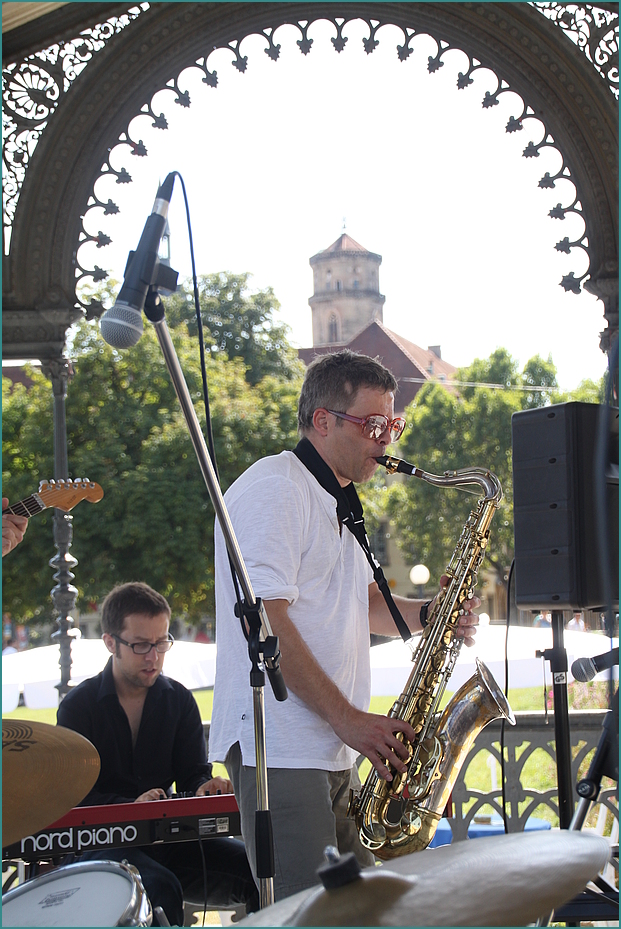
[3,627,617,713]
[2,637,217,712]
[370,626,619,697]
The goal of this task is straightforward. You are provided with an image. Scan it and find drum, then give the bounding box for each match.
[1,859,152,927]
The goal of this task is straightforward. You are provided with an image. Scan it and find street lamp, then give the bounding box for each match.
[410,563,430,599]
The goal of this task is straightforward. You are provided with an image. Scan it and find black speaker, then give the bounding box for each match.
[512,402,619,610]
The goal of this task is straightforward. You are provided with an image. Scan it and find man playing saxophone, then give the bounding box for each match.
[209,350,480,900]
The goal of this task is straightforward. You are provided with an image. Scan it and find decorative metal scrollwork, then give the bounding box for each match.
[79,11,608,304]
[532,2,619,98]
[450,712,619,845]
[1,3,149,247]
[1,4,616,309]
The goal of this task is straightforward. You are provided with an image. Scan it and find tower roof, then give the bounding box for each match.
[310,234,381,264]
[321,233,368,254]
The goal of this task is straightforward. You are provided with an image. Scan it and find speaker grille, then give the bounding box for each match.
[512,402,618,610]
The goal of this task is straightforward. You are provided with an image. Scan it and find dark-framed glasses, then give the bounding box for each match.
[112,633,174,655]
[327,410,407,443]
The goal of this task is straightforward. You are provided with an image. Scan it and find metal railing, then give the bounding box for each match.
[448,710,618,841]
[203,710,619,842]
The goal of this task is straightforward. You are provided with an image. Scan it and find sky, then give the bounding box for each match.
[75,16,609,392]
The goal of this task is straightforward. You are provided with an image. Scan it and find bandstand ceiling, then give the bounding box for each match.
[2,2,618,363]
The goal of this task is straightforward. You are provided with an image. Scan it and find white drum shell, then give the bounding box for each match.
[2,859,152,927]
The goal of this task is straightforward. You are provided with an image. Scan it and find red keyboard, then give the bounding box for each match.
[2,794,241,862]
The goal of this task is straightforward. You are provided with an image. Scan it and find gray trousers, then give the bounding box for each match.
[225,742,375,901]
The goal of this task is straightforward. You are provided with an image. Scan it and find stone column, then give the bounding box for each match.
[42,357,77,702]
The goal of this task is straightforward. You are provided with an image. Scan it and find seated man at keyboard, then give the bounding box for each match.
[57,581,259,926]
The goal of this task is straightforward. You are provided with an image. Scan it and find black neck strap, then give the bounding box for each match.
[293,438,411,642]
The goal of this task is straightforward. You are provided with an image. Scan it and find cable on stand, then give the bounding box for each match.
[99,172,287,910]
[143,287,286,910]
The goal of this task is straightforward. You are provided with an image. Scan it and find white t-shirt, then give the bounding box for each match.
[209,450,373,771]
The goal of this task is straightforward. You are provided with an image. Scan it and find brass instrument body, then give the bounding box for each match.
[348,455,515,859]
[355,658,515,858]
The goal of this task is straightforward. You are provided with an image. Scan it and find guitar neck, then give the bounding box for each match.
[2,494,46,518]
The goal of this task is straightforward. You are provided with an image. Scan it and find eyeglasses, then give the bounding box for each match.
[112,633,174,655]
[327,410,407,443]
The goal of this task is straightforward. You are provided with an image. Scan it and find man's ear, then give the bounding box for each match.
[312,408,330,436]
[102,633,116,655]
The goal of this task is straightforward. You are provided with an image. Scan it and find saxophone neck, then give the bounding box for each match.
[376,456,502,504]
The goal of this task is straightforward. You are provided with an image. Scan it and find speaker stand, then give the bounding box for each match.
[538,612,575,828]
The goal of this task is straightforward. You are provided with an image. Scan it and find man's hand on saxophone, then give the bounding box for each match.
[435,574,481,648]
[453,596,481,647]
[368,574,481,648]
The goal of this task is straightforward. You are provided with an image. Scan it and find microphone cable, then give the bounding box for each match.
[166,173,249,642]
[196,832,209,929]
[499,557,515,835]
[174,820,210,928]
[169,172,218,476]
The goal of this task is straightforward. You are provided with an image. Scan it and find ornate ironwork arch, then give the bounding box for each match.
[2,2,618,361]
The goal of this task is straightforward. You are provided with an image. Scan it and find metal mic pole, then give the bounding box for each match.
[143,289,284,908]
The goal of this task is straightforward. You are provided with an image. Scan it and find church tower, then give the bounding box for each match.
[308,234,385,347]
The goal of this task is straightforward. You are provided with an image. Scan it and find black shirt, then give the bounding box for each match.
[57,657,212,805]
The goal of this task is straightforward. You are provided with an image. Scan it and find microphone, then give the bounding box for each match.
[100,173,175,348]
[571,646,619,682]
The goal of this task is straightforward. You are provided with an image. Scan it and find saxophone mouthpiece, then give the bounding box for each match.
[376,455,417,476]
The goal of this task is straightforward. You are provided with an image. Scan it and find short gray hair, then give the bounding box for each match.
[298,350,398,432]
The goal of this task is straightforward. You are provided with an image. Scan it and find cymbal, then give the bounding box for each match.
[238,831,611,926]
[2,720,100,848]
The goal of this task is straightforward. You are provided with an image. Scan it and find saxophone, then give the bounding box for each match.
[348,454,515,859]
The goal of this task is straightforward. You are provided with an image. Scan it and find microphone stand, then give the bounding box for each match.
[571,686,618,830]
[143,286,286,909]
[536,688,619,927]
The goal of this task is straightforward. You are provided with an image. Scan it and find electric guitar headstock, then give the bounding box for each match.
[3,479,104,518]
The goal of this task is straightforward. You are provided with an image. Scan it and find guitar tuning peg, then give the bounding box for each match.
[73,478,81,483]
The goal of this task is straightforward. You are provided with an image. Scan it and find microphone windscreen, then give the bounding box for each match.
[100,303,144,349]
[571,656,595,683]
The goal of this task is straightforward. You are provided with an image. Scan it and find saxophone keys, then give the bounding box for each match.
[346,788,360,818]
[401,808,422,835]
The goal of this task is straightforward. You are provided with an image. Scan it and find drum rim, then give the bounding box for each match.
[2,858,149,927]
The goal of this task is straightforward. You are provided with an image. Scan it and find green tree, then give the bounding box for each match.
[565,377,606,403]
[382,382,519,587]
[456,348,560,409]
[519,353,559,408]
[164,273,304,386]
[455,348,520,399]
[2,318,302,625]
[379,349,567,592]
